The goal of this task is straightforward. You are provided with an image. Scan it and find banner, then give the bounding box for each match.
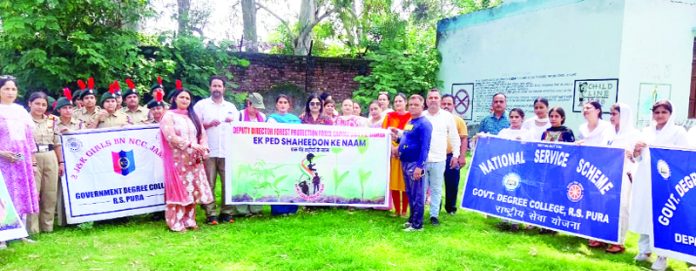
[462,137,625,243]
[0,171,28,241]
[650,147,696,263]
[225,122,390,207]
[61,126,165,224]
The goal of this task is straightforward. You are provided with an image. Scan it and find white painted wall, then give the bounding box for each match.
[617,0,696,127]
[437,0,696,132]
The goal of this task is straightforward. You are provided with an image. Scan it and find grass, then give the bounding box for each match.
[1,161,693,271]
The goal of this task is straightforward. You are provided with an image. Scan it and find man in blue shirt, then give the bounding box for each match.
[392,94,432,232]
[478,93,510,135]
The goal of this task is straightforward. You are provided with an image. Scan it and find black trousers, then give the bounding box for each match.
[443,153,461,213]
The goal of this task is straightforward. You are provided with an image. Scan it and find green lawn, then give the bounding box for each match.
[1,163,693,270]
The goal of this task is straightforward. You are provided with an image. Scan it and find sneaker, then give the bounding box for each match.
[0,241,6,249]
[447,211,456,215]
[634,252,651,262]
[403,222,412,229]
[403,226,423,232]
[206,215,218,225]
[219,214,235,224]
[651,256,667,271]
[430,217,440,226]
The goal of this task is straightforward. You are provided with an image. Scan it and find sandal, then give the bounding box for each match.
[588,240,604,248]
[605,244,625,254]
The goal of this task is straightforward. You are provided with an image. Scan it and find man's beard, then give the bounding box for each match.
[212,91,222,98]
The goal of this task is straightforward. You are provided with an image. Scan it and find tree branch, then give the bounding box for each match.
[255,2,293,37]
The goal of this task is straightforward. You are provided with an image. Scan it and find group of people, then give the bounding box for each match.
[0,75,170,248]
[469,92,696,271]
[2,74,696,271]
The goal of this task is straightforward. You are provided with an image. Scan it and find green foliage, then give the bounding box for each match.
[0,0,152,96]
[353,24,441,107]
[0,0,249,104]
[153,34,249,100]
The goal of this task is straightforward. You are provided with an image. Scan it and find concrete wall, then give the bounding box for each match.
[437,0,696,131]
[617,0,696,127]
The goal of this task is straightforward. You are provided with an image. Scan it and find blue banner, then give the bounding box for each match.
[650,147,696,263]
[462,137,625,243]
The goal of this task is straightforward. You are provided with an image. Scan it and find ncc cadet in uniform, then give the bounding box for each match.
[88,81,131,128]
[145,90,166,124]
[53,88,83,226]
[55,88,84,133]
[73,77,101,124]
[121,78,149,124]
[26,92,62,234]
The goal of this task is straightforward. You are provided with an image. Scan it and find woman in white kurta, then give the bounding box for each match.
[598,103,641,253]
[577,101,612,146]
[498,108,528,141]
[630,100,689,271]
[522,97,551,141]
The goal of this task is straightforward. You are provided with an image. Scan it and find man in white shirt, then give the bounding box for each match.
[423,89,461,226]
[193,75,239,225]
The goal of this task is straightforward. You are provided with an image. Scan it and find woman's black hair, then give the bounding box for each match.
[533,97,549,107]
[588,101,603,119]
[394,93,407,103]
[319,92,331,102]
[0,76,17,89]
[170,89,203,141]
[651,100,673,114]
[549,106,566,124]
[510,108,525,119]
[28,91,48,104]
[610,103,621,113]
[276,94,291,104]
[304,94,323,116]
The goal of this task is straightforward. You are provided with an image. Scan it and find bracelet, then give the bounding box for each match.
[59,161,64,164]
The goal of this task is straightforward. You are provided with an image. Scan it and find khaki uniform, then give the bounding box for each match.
[73,106,101,125]
[54,117,82,226]
[27,115,60,233]
[122,106,150,124]
[91,110,132,128]
[56,118,83,134]
[144,117,161,124]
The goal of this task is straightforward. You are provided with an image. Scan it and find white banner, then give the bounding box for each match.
[0,171,28,241]
[61,126,165,224]
[224,122,391,207]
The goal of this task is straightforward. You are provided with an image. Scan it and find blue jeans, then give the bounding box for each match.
[402,162,424,229]
[423,161,445,219]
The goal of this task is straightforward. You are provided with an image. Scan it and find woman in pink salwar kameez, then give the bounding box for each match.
[0,76,39,248]
[160,89,214,232]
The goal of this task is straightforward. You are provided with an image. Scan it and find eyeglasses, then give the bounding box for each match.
[0,75,16,80]
[310,102,321,106]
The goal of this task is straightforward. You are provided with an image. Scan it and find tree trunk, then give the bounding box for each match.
[294,0,316,55]
[177,0,191,36]
[241,0,258,52]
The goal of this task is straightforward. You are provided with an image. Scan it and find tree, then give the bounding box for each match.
[241,0,258,52]
[0,0,152,96]
[175,0,211,37]
[258,0,353,55]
